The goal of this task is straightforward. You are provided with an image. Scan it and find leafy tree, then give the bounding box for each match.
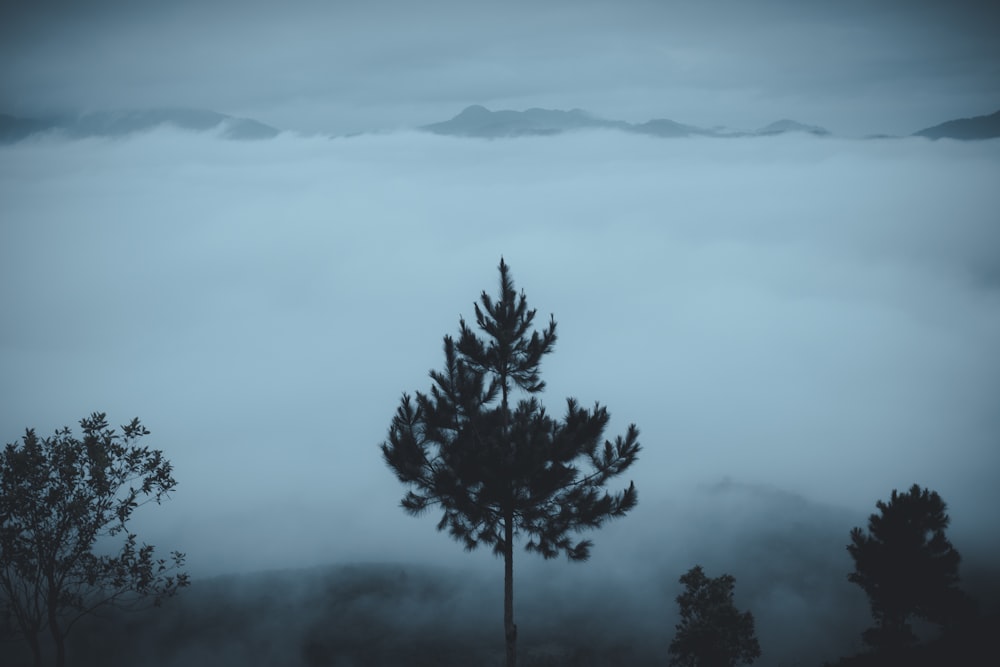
[668,565,761,667]
[847,484,965,651]
[0,413,189,667]
[381,259,640,667]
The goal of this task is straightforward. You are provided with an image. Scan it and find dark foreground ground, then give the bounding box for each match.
[4,561,998,667]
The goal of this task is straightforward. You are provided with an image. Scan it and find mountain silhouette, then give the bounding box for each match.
[632,118,717,137]
[0,108,280,143]
[421,105,829,139]
[12,104,997,142]
[421,105,630,137]
[913,109,1000,140]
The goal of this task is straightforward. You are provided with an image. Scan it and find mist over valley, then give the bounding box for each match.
[3,125,999,665]
[2,1,999,664]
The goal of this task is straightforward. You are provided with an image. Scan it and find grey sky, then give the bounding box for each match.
[2,0,999,136]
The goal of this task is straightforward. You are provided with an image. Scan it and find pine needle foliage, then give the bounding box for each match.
[381,259,640,666]
[847,484,965,650]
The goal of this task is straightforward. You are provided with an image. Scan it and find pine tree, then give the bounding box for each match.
[668,565,761,667]
[847,484,965,651]
[381,259,640,667]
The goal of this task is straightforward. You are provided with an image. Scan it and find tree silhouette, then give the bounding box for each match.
[381,259,640,667]
[668,565,761,667]
[0,413,189,667]
[847,484,964,651]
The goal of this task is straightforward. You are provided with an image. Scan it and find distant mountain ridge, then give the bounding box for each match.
[421,104,630,137]
[3,105,998,143]
[913,109,1000,140]
[0,108,279,143]
[422,105,830,139]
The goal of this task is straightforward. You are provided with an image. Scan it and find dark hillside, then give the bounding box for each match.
[41,564,664,667]
[913,109,1000,140]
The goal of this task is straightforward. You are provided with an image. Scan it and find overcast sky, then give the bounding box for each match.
[2,4,1000,662]
[2,0,999,136]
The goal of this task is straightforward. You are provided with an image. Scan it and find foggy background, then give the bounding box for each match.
[3,129,999,663]
[2,1,999,665]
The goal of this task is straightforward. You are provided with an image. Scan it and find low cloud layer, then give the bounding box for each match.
[2,130,999,665]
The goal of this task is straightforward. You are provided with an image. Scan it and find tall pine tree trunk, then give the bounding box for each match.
[504,508,517,667]
[501,371,517,667]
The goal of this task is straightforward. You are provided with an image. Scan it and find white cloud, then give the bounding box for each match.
[1,130,998,583]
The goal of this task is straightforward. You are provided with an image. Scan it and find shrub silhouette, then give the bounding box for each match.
[0,413,188,667]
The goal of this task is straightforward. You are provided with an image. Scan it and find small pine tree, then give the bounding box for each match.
[668,565,761,667]
[381,259,641,667]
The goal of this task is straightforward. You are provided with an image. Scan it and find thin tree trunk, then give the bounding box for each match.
[54,631,66,667]
[504,508,516,667]
[501,369,516,667]
[26,630,42,667]
[47,597,66,667]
